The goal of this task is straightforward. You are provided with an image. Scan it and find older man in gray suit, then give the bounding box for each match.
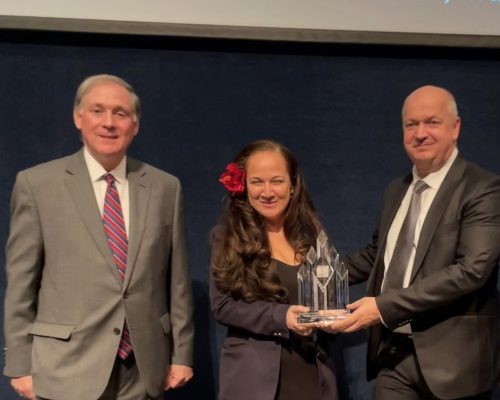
[325,86,500,399]
[4,74,194,399]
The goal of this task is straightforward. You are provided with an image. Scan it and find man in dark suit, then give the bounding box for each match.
[4,74,194,399]
[326,86,500,399]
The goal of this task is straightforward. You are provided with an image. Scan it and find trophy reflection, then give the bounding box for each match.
[297,230,349,324]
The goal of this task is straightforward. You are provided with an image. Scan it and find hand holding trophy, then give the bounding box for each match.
[297,230,349,324]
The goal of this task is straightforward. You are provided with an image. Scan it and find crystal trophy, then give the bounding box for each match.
[297,230,349,324]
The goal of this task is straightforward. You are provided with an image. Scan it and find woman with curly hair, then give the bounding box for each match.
[210,139,338,400]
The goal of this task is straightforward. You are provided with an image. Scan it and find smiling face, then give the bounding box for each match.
[73,81,139,171]
[246,150,292,228]
[402,86,460,177]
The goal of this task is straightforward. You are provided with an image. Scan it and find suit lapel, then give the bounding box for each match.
[123,158,150,289]
[410,156,466,282]
[368,175,412,294]
[379,177,412,253]
[64,150,122,285]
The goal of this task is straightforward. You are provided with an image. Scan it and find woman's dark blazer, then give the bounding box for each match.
[210,273,338,400]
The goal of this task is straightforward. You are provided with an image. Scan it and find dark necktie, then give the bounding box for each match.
[382,180,429,292]
[103,173,133,359]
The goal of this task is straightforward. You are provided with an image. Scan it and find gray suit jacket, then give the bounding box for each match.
[345,156,500,398]
[4,150,194,399]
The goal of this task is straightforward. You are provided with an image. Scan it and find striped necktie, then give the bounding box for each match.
[103,173,133,359]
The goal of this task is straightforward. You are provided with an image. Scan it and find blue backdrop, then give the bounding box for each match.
[0,30,499,399]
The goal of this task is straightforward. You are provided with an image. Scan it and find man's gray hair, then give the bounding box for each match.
[402,85,459,118]
[73,74,141,121]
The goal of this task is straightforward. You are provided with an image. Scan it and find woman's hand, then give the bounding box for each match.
[286,305,315,336]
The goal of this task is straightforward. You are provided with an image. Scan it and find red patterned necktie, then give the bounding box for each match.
[103,173,133,359]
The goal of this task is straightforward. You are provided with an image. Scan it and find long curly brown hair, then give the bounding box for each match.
[211,140,323,303]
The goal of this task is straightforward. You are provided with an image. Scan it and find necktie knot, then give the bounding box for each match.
[104,173,115,186]
[414,180,428,195]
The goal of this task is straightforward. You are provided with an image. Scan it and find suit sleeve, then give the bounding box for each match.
[168,180,194,366]
[4,172,44,377]
[376,175,500,330]
[209,270,290,338]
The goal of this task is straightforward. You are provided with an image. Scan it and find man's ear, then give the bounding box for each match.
[453,117,461,141]
[73,109,82,130]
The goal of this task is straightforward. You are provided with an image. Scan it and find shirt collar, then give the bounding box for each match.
[83,147,127,184]
[412,147,458,190]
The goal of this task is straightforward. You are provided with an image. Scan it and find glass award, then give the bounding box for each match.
[297,230,349,324]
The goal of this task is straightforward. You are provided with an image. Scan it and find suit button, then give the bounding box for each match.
[389,346,397,355]
[113,328,121,335]
[123,292,129,299]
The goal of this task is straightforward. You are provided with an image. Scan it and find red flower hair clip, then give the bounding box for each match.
[219,162,246,196]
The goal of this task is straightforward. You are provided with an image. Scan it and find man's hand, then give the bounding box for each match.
[11,375,36,400]
[320,297,381,333]
[164,364,193,390]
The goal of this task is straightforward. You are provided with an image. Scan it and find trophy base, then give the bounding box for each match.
[297,309,349,325]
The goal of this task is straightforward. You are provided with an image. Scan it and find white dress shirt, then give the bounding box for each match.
[83,147,130,236]
[382,148,458,333]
